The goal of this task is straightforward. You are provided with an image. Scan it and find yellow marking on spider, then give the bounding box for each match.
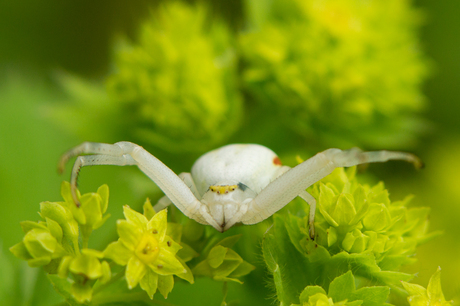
[209,185,238,194]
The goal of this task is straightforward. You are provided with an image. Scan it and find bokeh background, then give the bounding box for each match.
[0,0,459,305]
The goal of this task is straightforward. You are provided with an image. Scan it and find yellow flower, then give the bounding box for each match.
[104,206,191,299]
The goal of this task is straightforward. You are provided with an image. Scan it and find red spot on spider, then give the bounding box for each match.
[273,156,282,166]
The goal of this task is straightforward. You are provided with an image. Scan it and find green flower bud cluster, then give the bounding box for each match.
[292,271,389,306]
[10,182,112,303]
[309,167,438,270]
[240,0,429,149]
[192,235,255,284]
[106,2,241,152]
[401,267,453,306]
[11,183,256,304]
[262,166,439,305]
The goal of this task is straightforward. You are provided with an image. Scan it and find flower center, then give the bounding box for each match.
[135,233,160,264]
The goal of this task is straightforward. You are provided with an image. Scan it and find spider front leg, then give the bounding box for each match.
[59,142,206,224]
[241,147,422,239]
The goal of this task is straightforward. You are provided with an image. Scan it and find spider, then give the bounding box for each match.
[58,142,422,238]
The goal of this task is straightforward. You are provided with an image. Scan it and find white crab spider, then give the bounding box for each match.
[58,142,422,238]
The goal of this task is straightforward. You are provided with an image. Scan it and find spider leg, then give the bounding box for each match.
[59,142,204,224]
[153,173,206,224]
[241,148,421,232]
[298,190,316,239]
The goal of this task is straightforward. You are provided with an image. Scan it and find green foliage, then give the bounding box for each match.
[10,183,254,305]
[262,167,442,305]
[241,0,429,149]
[106,1,242,152]
[402,268,453,306]
[51,0,429,155]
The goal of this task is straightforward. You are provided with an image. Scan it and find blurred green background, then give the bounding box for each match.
[0,0,459,305]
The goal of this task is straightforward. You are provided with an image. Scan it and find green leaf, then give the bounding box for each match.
[328,271,355,303]
[69,253,103,280]
[123,205,148,230]
[229,260,255,278]
[126,256,147,289]
[143,198,155,220]
[71,282,92,303]
[139,269,158,299]
[349,286,390,306]
[333,194,356,226]
[80,193,103,228]
[216,234,242,249]
[100,261,112,284]
[152,249,186,276]
[48,274,80,306]
[401,282,426,297]
[362,204,391,232]
[58,256,73,278]
[97,184,109,214]
[20,221,48,233]
[318,183,339,227]
[427,267,447,303]
[208,245,228,268]
[104,241,132,265]
[40,201,79,241]
[299,286,327,303]
[116,220,142,250]
[177,242,199,262]
[147,209,168,242]
[45,217,63,243]
[9,242,32,260]
[157,274,174,299]
[175,257,194,284]
[262,214,313,305]
[23,229,56,258]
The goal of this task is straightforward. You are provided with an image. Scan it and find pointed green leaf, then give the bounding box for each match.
[45,217,63,243]
[327,226,338,247]
[20,221,48,233]
[80,193,103,227]
[147,209,168,241]
[175,257,194,284]
[139,269,158,299]
[166,222,182,243]
[123,205,148,230]
[157,274,174,299]
[151,248,186,276]
[143,198,155,220]
[71,282,92,303]
[401,281,426,297]
[9,242,32,260]
[229,260,255,278]
[333,194,356,226]
[177,242,199,262]
[69,253,103,279]
[126,256,147,289]
[48,274,80,306]
[23,229,57,258]
[299,286,327,303]
[116,220,142,250]
[427,267,446,303]
[100,261,111,284]
[103,241,132,265]
[208,245,228,268]
[97,184,109,213]
[58,256,73,278]
[363,204,391,232]
[216,234,242,249]
[328,271,355,302]
[349,286,390,306]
